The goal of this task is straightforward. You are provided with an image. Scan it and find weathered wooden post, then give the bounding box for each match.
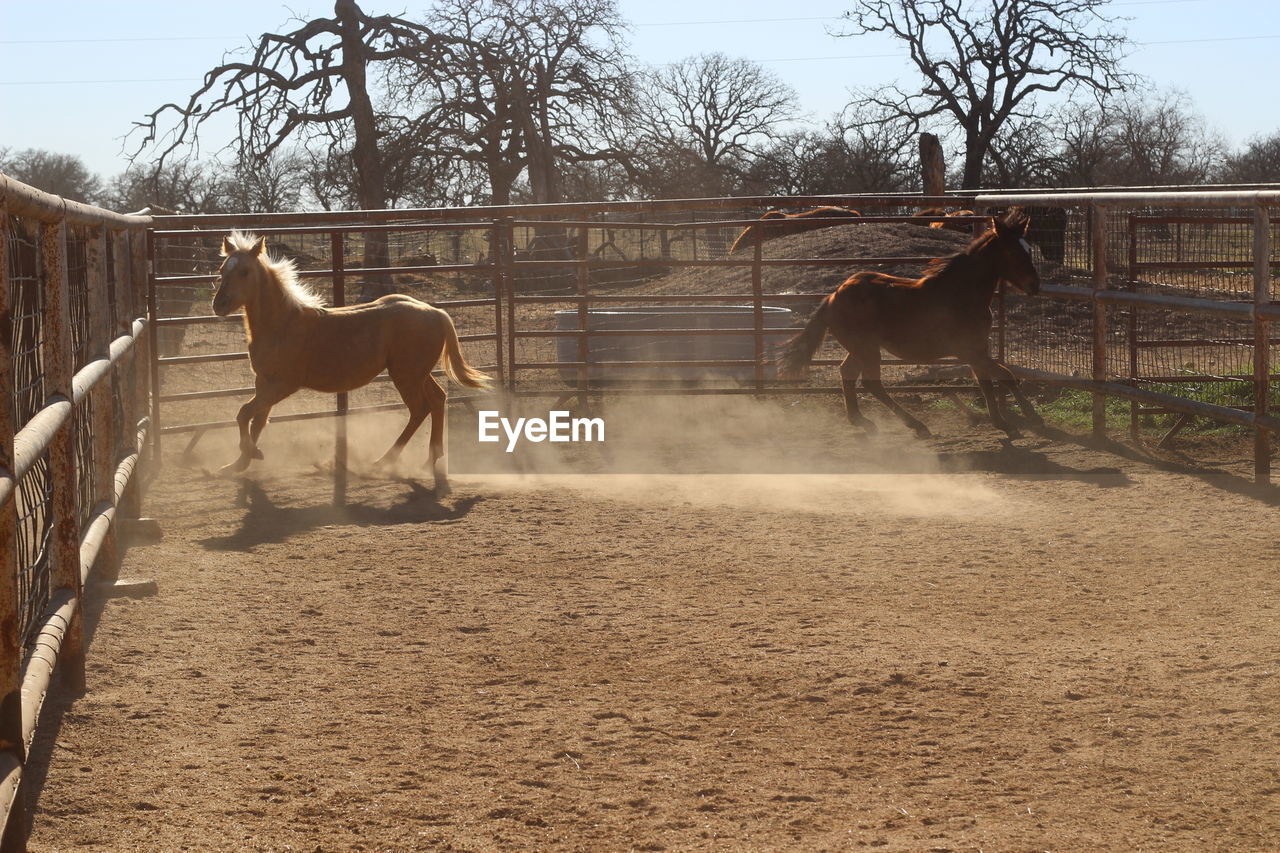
[1253,203,1272,485]
[39,218,85,694]
[919,133,946,198]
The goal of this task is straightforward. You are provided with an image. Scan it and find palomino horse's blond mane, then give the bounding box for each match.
[223,231,325,310]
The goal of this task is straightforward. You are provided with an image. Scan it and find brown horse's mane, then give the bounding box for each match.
[918,226,1001,283]
[226,231,325,311]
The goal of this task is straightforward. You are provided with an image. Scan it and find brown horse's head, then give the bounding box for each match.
[213,232,269,316]
[989,209,1040,295]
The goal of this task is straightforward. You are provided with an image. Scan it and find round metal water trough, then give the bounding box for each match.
[554,304,796,382]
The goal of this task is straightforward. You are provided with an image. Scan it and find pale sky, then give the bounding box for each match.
[2,0,1277,181]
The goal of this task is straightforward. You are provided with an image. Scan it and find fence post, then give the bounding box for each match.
[40,218,85,694]
[0,203,31,852]
[499,219,517,392]
[1254,203,1272,486]
[1091,203,1109,438]
[144,230,162,467]
[116,230,143,521]
[87,226,120,581]
[576,225,590,395]
[489,224,506,389]
[751,223,765,391]
[331,231,347,507]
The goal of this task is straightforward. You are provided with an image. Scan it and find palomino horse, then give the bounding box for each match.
[728,206,862,254]
[212,232,490,491]
[778,209,1043,437]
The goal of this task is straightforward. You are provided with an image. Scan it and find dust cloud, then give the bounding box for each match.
[180,392,1008,518]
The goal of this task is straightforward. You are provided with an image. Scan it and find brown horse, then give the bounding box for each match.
[778,209,1042,437]
[728,206,862,254]
[929,209,978,233]
[212,232,490,491]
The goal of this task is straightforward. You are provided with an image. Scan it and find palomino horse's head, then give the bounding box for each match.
[988,209,1040,295]
[213,232,269,316]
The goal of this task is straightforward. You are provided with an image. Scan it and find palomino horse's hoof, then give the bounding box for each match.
[434,478,453,498]
[219,458,251,476]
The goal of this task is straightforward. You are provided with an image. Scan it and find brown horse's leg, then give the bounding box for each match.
[860,357,931,438]
[974,377,1014,432]
[375,371,430,468]
[422,376,450,494]
[838,355,876,432]
[970,355,1042,430]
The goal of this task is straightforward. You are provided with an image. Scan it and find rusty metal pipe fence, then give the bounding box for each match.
[152,190,1277,488]
[0,174,152,850]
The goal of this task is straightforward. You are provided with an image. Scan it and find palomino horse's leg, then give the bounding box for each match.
[860,353,931,438]
[838,355,877,433]
[375,370,430,468]
[422,375,450,494]
[222,380,295,474]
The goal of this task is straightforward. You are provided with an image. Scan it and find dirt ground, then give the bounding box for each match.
[21,395,1280,852]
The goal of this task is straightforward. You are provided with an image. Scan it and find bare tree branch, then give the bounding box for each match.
[839,0,1136,189]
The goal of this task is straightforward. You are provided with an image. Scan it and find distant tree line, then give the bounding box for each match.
[5,0,1280,213]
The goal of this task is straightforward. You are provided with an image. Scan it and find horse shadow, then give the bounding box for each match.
[199,477,481,552]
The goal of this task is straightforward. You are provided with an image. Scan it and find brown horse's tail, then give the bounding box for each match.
[776,296,831,379]
[439,311,492,389]
[729,211,785,255]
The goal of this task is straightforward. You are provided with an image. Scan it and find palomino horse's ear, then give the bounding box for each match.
[254,236,268,255]
[221,236,235,256]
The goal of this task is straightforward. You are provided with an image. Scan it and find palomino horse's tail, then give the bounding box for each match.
[776,296,831,379]
[439,312,492,389]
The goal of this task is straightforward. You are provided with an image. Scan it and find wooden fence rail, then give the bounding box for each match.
[0,173,152,851]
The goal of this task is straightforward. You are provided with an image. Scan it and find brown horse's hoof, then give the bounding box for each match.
[912,424,932,439]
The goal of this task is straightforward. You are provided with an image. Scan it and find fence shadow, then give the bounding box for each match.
[1027,424,1280,506]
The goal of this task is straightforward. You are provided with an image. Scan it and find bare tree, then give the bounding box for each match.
[1,148,102,203]
[633,52,798,195]
[1045,100,1118,188]
[1221,132,1280,184]
[984,116,1059,189]
[103,160,226,214]
[840,0,1133,188]
[391,0,633,206]
[218,150,308,213]
[1106,90,1224,186]
[746,110,917,196]
[1045,89,1223,187]
[130,0,471,294]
